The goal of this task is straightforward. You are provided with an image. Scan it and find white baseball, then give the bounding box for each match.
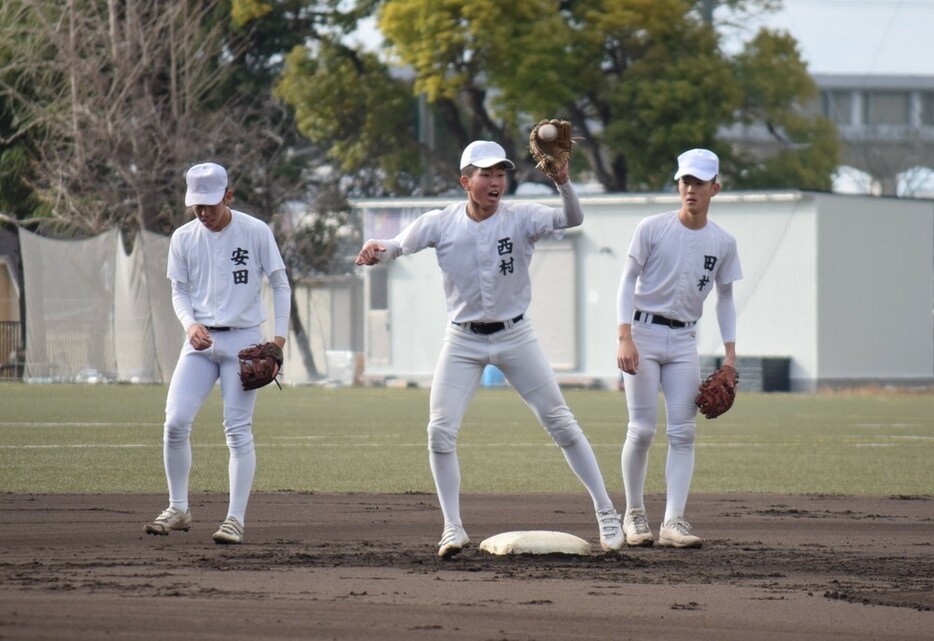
[537,123,558,142]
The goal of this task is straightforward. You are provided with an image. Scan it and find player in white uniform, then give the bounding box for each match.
[356,140,624,557]
[144,162,291,544]
[616,149,742,548]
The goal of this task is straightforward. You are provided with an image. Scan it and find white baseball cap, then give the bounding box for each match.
[185,162,228,206]
[673,149,719,181]
[460,140,515,170]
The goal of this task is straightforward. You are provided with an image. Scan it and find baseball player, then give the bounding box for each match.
[356,140,624,557]
[616,149,742,548]
[144,162,291,544]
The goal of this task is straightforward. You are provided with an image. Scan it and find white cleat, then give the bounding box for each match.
[212,516,244,544]
[622,507,655,547]
[438,523,469,558]
[658,517,703,548]
[144,506,191,536]
[597,508,624,552]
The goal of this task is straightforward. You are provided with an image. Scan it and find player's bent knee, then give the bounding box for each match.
[427,426,458,452]
[545,421,583,448]
[163,421,192,446]
[228,441,255,457]
[624,426,656,449]
[224,427,253,451]
[666,425,696,449]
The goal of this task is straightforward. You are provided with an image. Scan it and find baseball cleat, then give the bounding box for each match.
[144,506,191,536]
[596,507,624,552]
[622,507,655,547]
[658,517,703,548]
[212,516,244,544]
[438,523,469,558]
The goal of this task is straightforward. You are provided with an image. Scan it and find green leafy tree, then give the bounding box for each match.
[728,29,838,190]
[369,0,837,192]
[275,40,426,195]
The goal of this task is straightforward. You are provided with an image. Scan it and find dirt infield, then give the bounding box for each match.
[1,492,931,640]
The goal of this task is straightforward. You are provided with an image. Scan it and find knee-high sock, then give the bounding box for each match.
[165,440,192,511]
[429,450,462,526]
[561,438,614,512]
[621,435,650,511]
[664,444,694,523]
[227,446,256,524]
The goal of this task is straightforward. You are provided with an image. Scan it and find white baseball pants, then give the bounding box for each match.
[427,320,614,528]
[427,320,584,452]
[620,321,700,523]
[163,326,261,523]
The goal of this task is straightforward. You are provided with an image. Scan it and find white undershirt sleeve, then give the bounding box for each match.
[170,280,196,331]
[268,268,291,339]
[360,237,402,264]
[376,239,403,262]
[715,281,737,344]
[553,181,583,229]
[616,255,641,325]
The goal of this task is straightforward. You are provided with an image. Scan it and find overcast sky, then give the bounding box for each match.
[733,0,934,76]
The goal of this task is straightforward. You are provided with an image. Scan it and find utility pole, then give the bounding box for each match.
[418,94,435,194]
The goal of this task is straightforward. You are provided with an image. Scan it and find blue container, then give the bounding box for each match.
[481,365,506,388]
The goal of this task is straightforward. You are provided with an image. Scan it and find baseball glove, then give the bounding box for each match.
[529,118,575,176]
[238,342,284,391]
[695,365,738,419]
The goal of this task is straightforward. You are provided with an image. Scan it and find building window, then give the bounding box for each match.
[822,90,852,125]
[864,91,909,126]
[921,92,934,126]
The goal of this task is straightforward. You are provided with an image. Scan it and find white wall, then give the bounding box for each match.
[814,194,933,386]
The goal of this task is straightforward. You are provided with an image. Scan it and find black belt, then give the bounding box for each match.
[204,326,232,332]
[634,311,694,328]
[455,314,524,335]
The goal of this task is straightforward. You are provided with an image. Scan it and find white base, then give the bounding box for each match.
[479,530,591,556]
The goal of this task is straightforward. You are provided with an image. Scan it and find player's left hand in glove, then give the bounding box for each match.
[529,118,575,177]
[695,364,738,419]
[238,342,284,391]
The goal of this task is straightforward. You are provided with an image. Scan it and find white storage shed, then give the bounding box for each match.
[354,191,933,392]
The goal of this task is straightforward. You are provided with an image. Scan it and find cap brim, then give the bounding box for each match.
[674,168,717,181]
[469,158,516,170]
[185,190,226,207]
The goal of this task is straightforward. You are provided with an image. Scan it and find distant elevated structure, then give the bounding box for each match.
[721,74,934,196]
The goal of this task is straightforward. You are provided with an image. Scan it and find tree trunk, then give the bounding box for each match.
[287,275,320,380]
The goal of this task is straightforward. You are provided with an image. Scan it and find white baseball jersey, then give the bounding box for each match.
[627,210,742,322]
[167,209,286,330]
[377,197,572,323]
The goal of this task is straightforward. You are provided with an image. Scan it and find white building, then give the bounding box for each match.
[353,191,933,392]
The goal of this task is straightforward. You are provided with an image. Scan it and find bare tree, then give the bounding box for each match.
[0,0,301,237]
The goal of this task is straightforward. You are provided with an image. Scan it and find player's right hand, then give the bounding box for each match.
[187,324,213,351]
[355,241,386,266]
[617,337,639,375]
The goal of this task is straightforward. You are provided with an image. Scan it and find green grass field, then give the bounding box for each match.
[0,383,931,496]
